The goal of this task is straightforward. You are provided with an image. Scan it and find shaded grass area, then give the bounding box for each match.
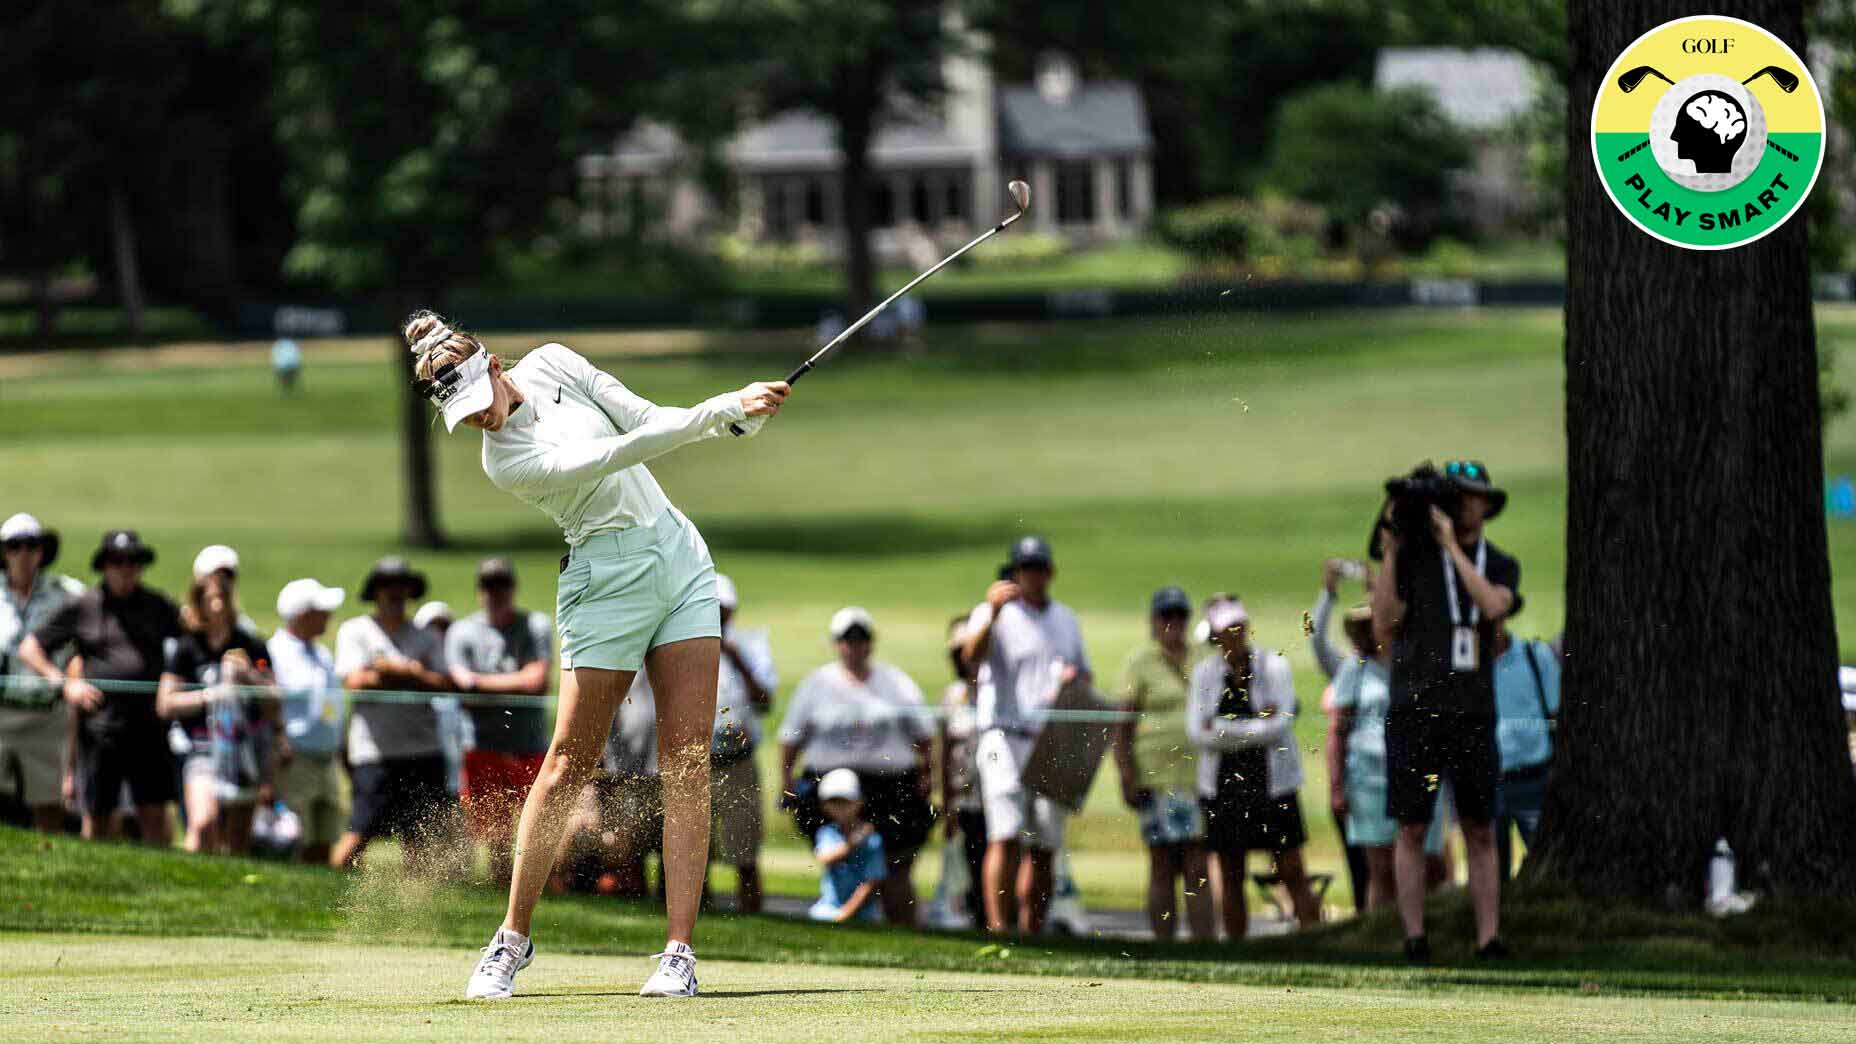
[5,827,1856,1005]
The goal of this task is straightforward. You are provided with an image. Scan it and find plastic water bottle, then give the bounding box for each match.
[1708,837,1736,907]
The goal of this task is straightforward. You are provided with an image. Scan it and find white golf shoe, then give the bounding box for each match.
[638,942,698,997]
[465,929,534,1000]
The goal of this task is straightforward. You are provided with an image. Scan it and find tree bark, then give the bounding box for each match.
[108,183,145,339]
[835,65,880,320]
[395,295,444,549]
[30,269,57,348]
[1531,0,1856,903]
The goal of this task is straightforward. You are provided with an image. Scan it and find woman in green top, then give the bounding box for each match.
[1114,586,1212,942]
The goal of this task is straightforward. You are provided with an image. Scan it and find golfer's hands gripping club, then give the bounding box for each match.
[729,380,789,439]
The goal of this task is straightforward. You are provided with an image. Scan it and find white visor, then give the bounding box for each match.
[423,350,495,432]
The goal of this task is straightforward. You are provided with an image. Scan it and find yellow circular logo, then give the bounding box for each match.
[1592,15,1824,250]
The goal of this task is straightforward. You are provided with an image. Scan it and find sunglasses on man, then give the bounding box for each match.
[1444,460,1488,481]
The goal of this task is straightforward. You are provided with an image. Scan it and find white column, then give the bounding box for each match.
[1093,157,1117,239]
[738,174,764,239]
[1129,156,1154,226]
[1031,159,1056,234]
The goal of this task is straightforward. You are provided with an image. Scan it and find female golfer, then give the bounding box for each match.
[405,311,787,1000]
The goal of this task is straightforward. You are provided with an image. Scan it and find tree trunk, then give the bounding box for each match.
[835,72,878,320]
[395,296,444,549]
[109,183,145,339]
[1531,0,1856,903]
[30,269,57,348]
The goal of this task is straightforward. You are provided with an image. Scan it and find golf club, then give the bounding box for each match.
[1743,65,1800,92]
[729,179,1033,436]
[1617,65,1676,93]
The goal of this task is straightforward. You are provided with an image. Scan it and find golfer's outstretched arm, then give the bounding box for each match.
[491,395,751,496]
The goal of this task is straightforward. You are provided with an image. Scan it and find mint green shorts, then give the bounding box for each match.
[556,509,720,672]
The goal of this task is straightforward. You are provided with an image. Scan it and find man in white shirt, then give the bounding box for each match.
[267,578,348,866]
[0,514,84,832]
[709,574,776,914]
[961,536,1092,935]
[329,557,455,872]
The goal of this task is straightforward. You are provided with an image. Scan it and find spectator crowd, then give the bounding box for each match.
[0,459,1572,958]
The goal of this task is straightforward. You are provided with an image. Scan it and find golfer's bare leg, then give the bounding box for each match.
[1217,850,1248,941]
[1274,847,1321,928]
[502,667,631,936]
[645,636,719,947]
[1394,822,1430,940]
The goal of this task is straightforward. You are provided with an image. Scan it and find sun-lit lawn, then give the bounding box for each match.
[7,306,1856,909]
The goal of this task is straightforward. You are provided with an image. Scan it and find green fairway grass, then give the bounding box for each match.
[9,933,1856,1044]
[7,306,1856,910]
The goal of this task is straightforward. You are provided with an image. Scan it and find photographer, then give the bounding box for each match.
[1370,460,1520,963]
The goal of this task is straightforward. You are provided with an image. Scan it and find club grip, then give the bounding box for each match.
[729,362,815,436]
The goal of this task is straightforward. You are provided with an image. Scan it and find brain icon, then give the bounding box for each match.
[1684,94,1746,144]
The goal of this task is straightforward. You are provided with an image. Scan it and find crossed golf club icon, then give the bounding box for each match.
[1612,64,1801,164]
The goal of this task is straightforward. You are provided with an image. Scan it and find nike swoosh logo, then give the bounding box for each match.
[554,385,563,404]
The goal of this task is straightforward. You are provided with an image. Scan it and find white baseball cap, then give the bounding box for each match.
[715,574,739,611]
[1206,598,1250,634]
[817,767,863,803]
[1,513,45,542]
[829,606,876,640]
[193,544,240,580]
[413,601,455,629]
[276,578,345,621]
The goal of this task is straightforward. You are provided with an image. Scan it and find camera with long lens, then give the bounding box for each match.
[1367,462,1460,561]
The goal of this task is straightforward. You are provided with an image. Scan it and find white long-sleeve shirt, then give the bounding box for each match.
[483,344,749,544]
[1187,648,1302,799]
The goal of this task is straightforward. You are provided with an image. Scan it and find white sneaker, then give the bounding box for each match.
[638,942,698,997]
[465,929,535,1000]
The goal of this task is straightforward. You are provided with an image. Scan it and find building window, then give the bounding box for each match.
[869,179,895,228]
[766,177,791,240]
[1117,158,1132,219]
[945,177,966,220]
[911,177,930,224]
[1056,161,1095,224]
[805,179,825,226]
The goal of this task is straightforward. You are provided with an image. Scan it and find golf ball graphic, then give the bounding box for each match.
[1647,74,1767,192]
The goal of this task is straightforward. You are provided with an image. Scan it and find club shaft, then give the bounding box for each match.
[729,210,1023,434]
[792,212,1021,383]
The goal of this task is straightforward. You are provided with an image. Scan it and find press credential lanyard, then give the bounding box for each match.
[1442,540,1487,672]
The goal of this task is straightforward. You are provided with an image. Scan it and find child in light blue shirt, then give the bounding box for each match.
[809,768,885,924]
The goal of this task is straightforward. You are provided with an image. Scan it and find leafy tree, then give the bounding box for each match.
[0,1,186,342]
[179,0,708,545]
[736,0,954,319]
[1264,82,1470,244]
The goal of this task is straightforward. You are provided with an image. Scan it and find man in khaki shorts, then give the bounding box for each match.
[709,575,776,913]
[0,514,84,831]
[266,578,349,865]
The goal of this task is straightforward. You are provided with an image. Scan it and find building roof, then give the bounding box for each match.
[1375,47,1541,132]
[997,82,1151,158]
[726,109,975,172]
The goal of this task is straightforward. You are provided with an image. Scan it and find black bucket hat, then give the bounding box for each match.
[1444,460,1508,519]
[90,529,155,571]
[1,514,60,570]
[360,556,428,601]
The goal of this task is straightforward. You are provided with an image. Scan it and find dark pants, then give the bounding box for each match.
[1333,810,1371,914]
[956,807,988,930]
[1495,769,1547,882]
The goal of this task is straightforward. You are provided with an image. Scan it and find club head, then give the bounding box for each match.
[1744,65,1799,92]
[1617,65,1673,93]
[1007,179,1031,215]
